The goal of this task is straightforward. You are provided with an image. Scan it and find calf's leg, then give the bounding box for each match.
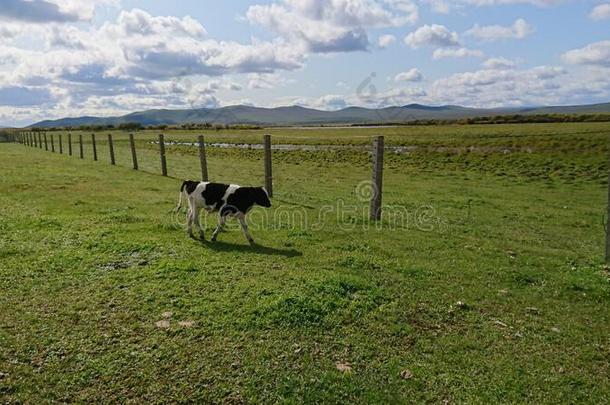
[211,215,227,242]
[187,208,195,238]
[238,214,255,245]
[193,207,205,240]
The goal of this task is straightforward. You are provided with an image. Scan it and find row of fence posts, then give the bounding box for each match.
[16,131,387,221]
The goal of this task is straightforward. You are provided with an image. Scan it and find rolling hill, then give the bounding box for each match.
[29,102,610,128]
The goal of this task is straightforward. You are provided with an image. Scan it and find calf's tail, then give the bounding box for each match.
[174,181,189,213]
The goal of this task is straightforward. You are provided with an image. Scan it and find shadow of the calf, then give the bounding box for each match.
[201,240,302,258]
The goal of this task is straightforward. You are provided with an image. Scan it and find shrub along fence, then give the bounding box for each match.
[16,131,385,220]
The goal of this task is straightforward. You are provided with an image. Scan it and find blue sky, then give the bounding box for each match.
[0,0,609,126]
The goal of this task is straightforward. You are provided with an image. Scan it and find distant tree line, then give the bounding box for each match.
[354,113,610,127]
[28,122,263,131]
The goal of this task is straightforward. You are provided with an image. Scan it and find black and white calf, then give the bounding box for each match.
[176,180,271,244]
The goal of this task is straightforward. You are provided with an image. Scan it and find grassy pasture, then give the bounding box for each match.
[2,123,610,403]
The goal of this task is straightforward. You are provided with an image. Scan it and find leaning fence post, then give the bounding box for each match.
[68,133,73,156]
[159,134,167,176]
[44,133,48,151]
[59,134,63,154]
[50,134,55,153]
[79,134,84,159]
[108,134,115,165]
[606,136,610,264]
[264,134,273,197]
[198,135,209,181]
[369,136,384,221]
[91,133,97,161]
[129,133,138,170]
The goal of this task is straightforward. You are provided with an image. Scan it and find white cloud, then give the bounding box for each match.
[311,94,349,110]
[247,0,418,53]
[0,23,22,39]
[465,18,533,42]
[590,4,610,21]
[0,0,118,23]
[433,47,483,59]
[394,68,423,82]
[424,0,451,13]
[562,40,610,67]
[482,57,518,69]
[405,24,459,48]
[247,73,290,89]
[0,7,310,124]
[378,34,396,48]
[428,64,575,107]
[115,8,206,38]
[461,0,561,6]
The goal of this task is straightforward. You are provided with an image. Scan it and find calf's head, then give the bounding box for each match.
[252,187,272,207]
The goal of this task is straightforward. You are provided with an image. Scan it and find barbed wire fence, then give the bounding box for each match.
[15,129,387,221]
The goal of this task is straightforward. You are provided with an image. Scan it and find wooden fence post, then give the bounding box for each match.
[159,134,167,176]
[79,134,84,159]
[369,136,384,221]
[606,137,610,264]
[44,133,48,151]
[129,133,138,170]
[108,134,115,165]
[50,134,55,153]
[68,133,73,156]
[59,134,63,154]
[198,135,208,181]
[33,132,37,148]
[91,133,97,161]
[38,133,42,149]
[264,134,273,197]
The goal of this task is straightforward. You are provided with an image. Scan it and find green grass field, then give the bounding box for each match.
[2,123,610,402]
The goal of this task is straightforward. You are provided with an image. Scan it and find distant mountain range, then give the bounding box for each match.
[29,102,610,128]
